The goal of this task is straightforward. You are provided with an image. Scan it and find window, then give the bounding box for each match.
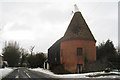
[77,48,82,56]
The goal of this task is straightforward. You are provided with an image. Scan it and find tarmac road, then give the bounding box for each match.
[1,67,120,80]
[2,67,57,80]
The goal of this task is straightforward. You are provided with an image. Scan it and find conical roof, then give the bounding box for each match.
[62,12,96,42]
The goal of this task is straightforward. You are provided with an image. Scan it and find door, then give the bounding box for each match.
[77,64,83,73]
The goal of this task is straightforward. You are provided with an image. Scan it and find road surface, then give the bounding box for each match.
[2,67,120,80]
[2,67,58,80]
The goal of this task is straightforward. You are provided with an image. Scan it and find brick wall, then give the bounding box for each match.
[60,40,96,73]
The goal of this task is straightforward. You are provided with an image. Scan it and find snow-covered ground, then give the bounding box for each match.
[29,68,120,78]
[0,67,14,80]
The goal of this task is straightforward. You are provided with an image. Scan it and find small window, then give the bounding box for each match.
[77,48,82,56]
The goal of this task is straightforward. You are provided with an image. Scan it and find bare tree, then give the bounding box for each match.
[30,46,35,56]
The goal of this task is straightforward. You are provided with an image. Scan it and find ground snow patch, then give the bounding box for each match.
[30,68,120,78]
[0,67,13,79]
[29,68,54,75]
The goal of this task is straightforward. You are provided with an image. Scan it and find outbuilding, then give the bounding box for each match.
[0,54,3,68]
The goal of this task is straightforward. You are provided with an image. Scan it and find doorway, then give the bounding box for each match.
[77,64,83,73]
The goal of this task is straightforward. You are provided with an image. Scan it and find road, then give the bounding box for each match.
[2,67,58,80]
[2,67,120,80]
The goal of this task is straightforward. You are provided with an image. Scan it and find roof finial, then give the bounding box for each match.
[74,4,79,12]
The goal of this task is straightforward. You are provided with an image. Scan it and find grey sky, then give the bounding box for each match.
[0,0,118,53]
[118,1,120,48]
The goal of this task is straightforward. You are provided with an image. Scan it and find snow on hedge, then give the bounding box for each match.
[29,68,120,78]
[0,67,14,79]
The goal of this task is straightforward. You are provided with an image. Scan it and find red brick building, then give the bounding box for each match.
[48,11,96,73]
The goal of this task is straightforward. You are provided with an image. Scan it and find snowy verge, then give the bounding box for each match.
[29,68,56,78]
[29,68,120,78]
[0,67,14,80]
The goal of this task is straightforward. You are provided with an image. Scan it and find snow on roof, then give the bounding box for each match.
[0,54,3,57]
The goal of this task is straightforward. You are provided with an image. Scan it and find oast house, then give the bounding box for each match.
[48,10,96,73]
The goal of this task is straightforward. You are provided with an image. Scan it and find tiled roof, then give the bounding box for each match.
[62,12,96,42]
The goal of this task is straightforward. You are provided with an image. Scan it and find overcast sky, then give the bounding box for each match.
[0,0,119,53]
